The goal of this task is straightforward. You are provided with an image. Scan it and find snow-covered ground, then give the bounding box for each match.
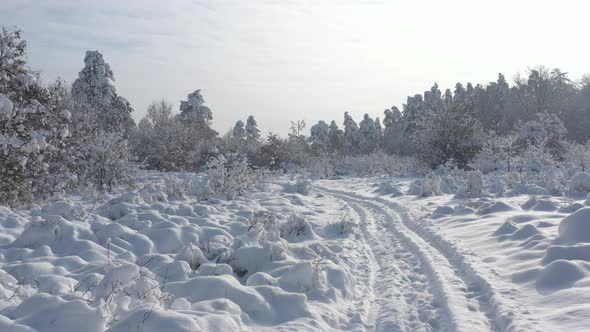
[1,171,590,331]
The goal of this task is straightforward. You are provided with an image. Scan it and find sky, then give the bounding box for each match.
[1,0,589,135]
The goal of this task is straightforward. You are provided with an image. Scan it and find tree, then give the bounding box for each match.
[563,76,590,143]
[414,98,484,169]
[178,89,217,141]
[382,107,404,154]
[516,112,568,160]
[343,112,360,155]
[130,100,179,170]
[245,115,260,143]
[374,117,383,149]
[310,120,330,155]
[358,113,379,153]
[0,28,71,205]
[328,120,344,154]
[232,120,246,142]
[71,50,135,136]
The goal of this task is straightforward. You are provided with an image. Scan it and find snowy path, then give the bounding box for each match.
[318,186,509,332]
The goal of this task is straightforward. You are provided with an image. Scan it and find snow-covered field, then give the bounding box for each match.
[2,171,590,331]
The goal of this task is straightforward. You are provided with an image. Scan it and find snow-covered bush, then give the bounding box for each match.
[280,210,316,240]
[566,143,590,173]
[162,173,211,200]
[414,99,484,169]
[284,179,313,195]
[516,112,568,161]
[332,152,422,177]
[408,174,441,197]
[70,131,134,191]
[472,132,517,173]
[207,154,255,199]
[568,173,590,193]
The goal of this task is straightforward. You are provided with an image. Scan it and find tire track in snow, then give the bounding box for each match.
[345,199,451,332]
[319,189,454,331]
[319,187,508,332]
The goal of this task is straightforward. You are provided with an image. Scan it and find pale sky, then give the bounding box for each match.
[1,0,589,135]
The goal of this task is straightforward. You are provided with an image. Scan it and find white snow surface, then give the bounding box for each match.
[2,171,590,331]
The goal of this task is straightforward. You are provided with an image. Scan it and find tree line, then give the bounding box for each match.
[1,26,589,206]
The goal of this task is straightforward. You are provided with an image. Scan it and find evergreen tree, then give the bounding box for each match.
[71,50,135,136]
[328,120,344,154]
[358,113,379,153]
[178,89,217,141]
[343,112,360,155]
[310,120,330,155]
[245,115,260,143]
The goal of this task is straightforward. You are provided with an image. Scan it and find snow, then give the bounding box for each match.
[0,93,13,115]
[559,208,590,243]
[3,171,590,330]
[569,173,590,193]
[0,172,356,331]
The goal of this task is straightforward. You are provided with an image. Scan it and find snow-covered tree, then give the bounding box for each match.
[310,120,330,155]
[233,120,246,142]
[414,98,484,169]
[343,112,360,155]
[517,111,568,160]
[178,89,217,141]
[374,117,383,149]
[245,115,260,143]
[358,114,379,153]
[0,28,71,205]
[328,120,344,154]
[383,106,411,155]
[131,100,180,170]
[71,50,135,136]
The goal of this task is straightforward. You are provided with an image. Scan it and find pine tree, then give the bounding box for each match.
[178,89,217,141]
[310,120,330,155]
[343,112,360,155]
[328,120,344,154]
[233,120,246,142]
[358,113,379,153]
[71,50,135,137]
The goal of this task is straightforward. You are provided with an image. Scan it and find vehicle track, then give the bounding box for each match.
[319,187,509,332]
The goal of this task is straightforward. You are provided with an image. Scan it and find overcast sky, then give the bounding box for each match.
[1,0,589,135]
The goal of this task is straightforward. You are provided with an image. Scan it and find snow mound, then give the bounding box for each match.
[407,176,441,197]
[569,173,590,193]
[542,244,590,264]
[535,260,587,291]
[432,205,454,218]
[477,201,516,215]
[374,182,404,197]
[5,293,105,332]
[507,183,550,196]
[531,199,558,212]
[283,179,313,195]
[559,203,585,214]
[38,200,82,219]
[509,224,541,240]
[493,221,519,236]
[558,208,590,243]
